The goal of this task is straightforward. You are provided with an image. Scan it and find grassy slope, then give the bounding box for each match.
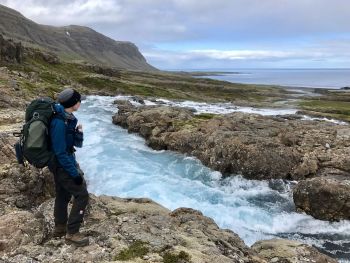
[1,53,350,122]
[297,89,350,121]
[3,55,291,104]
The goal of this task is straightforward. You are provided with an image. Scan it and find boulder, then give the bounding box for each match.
[252,239,337,263]
[293,177,350,221]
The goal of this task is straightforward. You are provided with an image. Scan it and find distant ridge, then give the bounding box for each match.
[0,4,157,71]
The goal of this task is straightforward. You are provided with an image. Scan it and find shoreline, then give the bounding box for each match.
[184,69,350,91]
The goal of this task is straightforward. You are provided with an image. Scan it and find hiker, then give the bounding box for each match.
[49,88,89,246]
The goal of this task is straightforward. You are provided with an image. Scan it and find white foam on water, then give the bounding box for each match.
[75,96,350,262]
[149,99,298,116]
[301,115,349,125]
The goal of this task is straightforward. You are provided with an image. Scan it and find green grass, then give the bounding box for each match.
[163,251,191,263]
[114,240,149,261]
[300,100,350,114]
[173,113,217,130]
[299,99,350,121]
[194,113,217,120]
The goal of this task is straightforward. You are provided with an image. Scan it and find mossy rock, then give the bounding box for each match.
[114,240,149,261]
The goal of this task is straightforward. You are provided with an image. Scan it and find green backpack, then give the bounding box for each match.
[14,97,58,168]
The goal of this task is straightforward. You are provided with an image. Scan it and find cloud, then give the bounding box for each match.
[1,0,350,68]
[2,0,350,42]
[144,40,350,69]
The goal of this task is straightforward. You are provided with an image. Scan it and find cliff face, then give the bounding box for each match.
[0,34,23,63]
[0,4,156,71]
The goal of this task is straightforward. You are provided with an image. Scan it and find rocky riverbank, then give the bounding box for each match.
[0,102,341,262]
[0,161,338,263]
[0,101,340,262]
[112,102,350,222]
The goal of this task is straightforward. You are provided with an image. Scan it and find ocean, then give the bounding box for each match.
[191,68,350,89]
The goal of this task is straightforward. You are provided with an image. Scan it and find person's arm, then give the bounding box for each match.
[50,119,78,177]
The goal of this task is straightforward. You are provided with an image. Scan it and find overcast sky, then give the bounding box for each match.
[1,0,350,69]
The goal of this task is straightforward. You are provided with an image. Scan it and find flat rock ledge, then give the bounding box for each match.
[293,177,350,221]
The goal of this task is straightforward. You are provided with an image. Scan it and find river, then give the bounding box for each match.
[76,96,350,262]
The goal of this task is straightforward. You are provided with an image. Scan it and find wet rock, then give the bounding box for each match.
[252,239,337,263]
[131,96,145,104]
[293,177,350,221]
[113,99,133,107]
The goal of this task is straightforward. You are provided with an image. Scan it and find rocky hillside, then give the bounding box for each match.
[0,4,156,71]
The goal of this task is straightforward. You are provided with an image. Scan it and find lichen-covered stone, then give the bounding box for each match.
[252,239,337,263]
[293,177,350,221]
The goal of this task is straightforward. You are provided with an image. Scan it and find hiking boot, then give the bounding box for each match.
[65,232,89,247]
[53,224,66,238]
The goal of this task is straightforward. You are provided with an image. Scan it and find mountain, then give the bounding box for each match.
[0,4,156,71]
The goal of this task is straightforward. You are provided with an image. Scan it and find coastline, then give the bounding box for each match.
[187,68,350,90]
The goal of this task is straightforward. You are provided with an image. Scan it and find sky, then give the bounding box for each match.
[1,0,350,70]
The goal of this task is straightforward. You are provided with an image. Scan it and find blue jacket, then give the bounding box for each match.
[50,104,83,178]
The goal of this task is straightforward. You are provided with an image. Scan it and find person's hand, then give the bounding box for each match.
[73,175,83,185]
[77,167,84,177]
[76,124,83,133]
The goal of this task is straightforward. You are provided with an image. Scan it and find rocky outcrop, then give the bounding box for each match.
[252,239,337,263]
[112,104,350,180]
[0,34,23,63]
[112,103,350,223]
[0,163,265,263]
[0,165,54,215]
[293,177,350,221]
[25,49,60,64]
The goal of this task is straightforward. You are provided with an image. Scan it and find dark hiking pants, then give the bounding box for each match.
[51,161,89,234]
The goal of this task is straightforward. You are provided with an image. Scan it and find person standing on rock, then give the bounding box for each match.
[48,88,89,247]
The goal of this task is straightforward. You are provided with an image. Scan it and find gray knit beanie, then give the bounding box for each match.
[57,88,81,108]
